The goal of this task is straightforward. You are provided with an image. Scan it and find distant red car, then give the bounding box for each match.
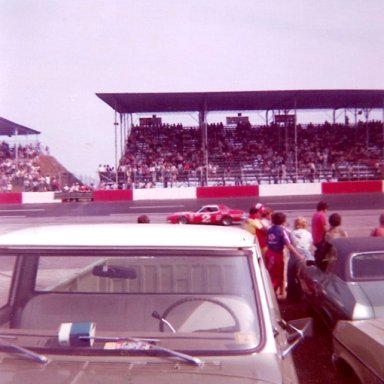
[167,204,245,226]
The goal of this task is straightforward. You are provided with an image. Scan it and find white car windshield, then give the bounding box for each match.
[3,250,262,354]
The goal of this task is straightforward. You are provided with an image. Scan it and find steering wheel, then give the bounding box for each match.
[158,296,241,332]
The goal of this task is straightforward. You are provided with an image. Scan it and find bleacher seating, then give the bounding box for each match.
[0,142,83,192]
[99,120,384,189]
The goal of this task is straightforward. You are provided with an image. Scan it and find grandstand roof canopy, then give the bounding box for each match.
[96,89,384,114]
[0,116,40,137]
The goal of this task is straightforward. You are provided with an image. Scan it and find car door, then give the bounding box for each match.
[321,273,354,326]
[207,206,221,224]
[258,255,299,381]
[314,252,354,327]
[191,207,211,224]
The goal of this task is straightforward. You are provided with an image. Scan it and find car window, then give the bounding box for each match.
[0,255,16,308]
[25,252,261,351]
[351,252,384,280]
[36,254,254,294]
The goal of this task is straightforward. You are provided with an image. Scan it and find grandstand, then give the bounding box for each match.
[97,90,384,189]
[0,117,82,192]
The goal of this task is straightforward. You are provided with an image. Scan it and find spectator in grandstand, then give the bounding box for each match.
[370,213,384,237]
[308,161,316,182]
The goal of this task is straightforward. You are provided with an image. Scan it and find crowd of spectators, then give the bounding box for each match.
[0,141,61,192]
[98,119,384,189]
[1,120,382,193]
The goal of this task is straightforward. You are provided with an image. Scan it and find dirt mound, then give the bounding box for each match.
[38,155,80,187]
[38,155,67,175]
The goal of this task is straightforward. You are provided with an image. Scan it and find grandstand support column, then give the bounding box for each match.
[382,98,384,161]
[364,108,371,148]
[294,99,298,182]
[114,111,119,187]
[14,127,19,165]
[119,113,124,161]
[199,104,209,187]
[284,109,289,154]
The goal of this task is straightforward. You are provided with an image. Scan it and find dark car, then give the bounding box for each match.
[298,237,384,329]
[167,204,245,226]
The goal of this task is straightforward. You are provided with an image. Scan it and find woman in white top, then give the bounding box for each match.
[286,216,313,302]
[292,216,314,261]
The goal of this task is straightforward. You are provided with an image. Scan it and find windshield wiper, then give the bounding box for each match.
[81,336,203,366]
[146,343,203,366]
[0,336,48,364]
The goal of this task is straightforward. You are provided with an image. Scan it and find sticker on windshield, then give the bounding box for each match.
[104,341,150,350]
[234,332,257,345]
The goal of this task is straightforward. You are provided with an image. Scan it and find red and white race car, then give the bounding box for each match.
[167,204,245,226]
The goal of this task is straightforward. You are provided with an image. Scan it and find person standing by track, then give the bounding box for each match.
[265,211,304,298]
[311,201,329,249]
[370,213,384,237]
[243,203,269,257]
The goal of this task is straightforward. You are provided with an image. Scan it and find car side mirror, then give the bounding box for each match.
[279,317,313,358]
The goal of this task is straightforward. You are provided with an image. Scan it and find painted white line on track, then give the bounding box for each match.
[0,209,45,212]
[268,201,320,205]
[0,216,26,218]
[128,205,184,209]
[110,213,165,217]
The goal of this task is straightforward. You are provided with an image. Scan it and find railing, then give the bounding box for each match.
[98,161,383,189]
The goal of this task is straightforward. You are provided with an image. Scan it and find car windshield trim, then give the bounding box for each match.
[0,329,260,358]
[4,251,262,354]
[0,248,252,256]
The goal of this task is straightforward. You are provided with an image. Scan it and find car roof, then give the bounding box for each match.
[201,204,219,209]
[333,237,384,254]
[0,223,255,249]
[332,237,384,280]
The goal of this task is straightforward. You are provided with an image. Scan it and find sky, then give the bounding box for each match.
[1,0,384,184]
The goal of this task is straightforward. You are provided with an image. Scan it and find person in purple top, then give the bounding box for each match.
[265,212,304,297]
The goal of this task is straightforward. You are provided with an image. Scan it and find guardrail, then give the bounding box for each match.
[54,191,94,202]
[0,180,382,205]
